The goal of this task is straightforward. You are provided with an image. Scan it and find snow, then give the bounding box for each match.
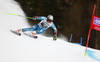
[0,0,100,62]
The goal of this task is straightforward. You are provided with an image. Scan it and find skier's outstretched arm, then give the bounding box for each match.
[32,16,44,20]
[51,23,58,41]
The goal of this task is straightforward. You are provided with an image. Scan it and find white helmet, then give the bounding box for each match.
[47,15,53,21]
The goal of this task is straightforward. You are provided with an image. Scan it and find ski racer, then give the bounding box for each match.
[17,15,58,40]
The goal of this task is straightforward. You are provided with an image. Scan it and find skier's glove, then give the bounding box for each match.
[32,16,38,20]
[53,35,57,41]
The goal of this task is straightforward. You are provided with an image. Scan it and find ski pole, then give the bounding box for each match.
[2,12,33,19]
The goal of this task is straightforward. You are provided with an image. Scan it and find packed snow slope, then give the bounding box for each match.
[0,0,100,62]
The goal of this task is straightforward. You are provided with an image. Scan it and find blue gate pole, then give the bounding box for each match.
[69,34,73,43]
[80,37,82,45]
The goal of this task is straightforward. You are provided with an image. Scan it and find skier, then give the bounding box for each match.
[17,15,58,40]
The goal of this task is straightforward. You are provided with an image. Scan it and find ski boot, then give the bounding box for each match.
[31,32,37,38]
[11,29,22,36]
[16,29,23,36]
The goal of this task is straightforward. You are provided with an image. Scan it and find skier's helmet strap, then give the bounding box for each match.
[47,15,53,22]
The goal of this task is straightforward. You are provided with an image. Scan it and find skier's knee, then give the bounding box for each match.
[36,30,42,34]
[36,28,46,34]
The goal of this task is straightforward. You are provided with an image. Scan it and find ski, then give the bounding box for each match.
[11,30,21,36]
[23,33,38,39]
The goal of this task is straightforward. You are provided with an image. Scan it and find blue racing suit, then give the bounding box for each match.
[22,16,57,35]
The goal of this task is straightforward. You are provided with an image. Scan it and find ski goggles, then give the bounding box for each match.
[47,19,53,22]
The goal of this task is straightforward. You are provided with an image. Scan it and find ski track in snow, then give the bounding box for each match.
[0,0,100,62]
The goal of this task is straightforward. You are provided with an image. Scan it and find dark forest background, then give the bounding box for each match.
[15,0,100,50]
